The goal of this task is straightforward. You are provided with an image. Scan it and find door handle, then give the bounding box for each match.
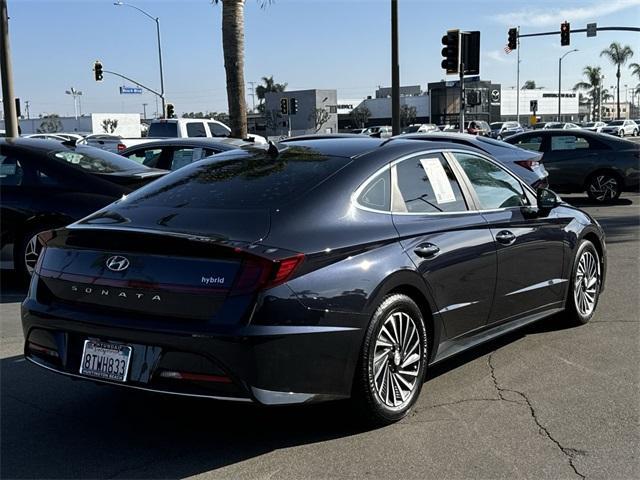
[414,243,440,258]
[495,230,516,245]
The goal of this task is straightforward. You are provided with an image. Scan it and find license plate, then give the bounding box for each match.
[79,340,132,382]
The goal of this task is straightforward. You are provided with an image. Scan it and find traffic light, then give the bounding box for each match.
[560,21,570,46]
[165,103,175,118]
[280,97,289,115]
[530,99,538,112]
[508,28,517,51]
[93,61,103,82]
[441,29,460,75]
[462,31,480,75]
[290,98,298,115]
[467,90,481,107]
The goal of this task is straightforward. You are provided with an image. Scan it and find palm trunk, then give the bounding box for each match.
[221,0,248,139]
[616,67,621,119]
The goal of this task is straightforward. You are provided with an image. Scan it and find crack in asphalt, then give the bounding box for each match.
[487,353,587,480]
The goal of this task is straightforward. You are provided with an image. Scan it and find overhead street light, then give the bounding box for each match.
[558,48,578,121]
[113,1,166,117]
[65,87,83,120]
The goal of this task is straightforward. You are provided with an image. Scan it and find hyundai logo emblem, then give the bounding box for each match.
[105,255,130,272]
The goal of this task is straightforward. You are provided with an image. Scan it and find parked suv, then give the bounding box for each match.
[490,121,524,140]
[600,119,638,137]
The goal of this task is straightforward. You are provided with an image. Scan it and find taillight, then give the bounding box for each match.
[231,251,304,294]
[117,143,126,153]
[514,159,540,171]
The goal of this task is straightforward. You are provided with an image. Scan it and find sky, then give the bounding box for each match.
[5,0,640,118]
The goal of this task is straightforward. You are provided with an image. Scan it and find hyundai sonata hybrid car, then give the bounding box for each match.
[22,136,606,425]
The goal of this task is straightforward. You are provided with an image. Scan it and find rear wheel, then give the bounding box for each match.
[352,294,428,426]
[587,172,621,203]
[564,240,601,325]
[14,226,52,282]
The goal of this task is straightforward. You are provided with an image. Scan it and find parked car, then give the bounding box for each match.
[79,134,151,154]
[465,120,491,136]
[505,129,640,202]
[489,121,524,139]
[600,119,639,137]
[0,138,166,279]
[350,128,367,134]
[148,118,267,144]
[532,122,548,130]
[399,132,548,188]
[363,125,393,138]
[24,133,86,143]
[543,122,580,130]
[581,121,607,133]
[22,135,606,425]
[121,138,249,170]
[401,124,439,134]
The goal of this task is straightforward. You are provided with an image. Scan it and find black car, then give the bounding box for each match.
[22,137,606,425]
[395,132,548,188]
[0,138,166,278]
[121,138,250,171]
[505,129,640,202]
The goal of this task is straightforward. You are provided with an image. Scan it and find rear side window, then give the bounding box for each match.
[513,135,543,152]
[120,147,350,209]
[394,154,467,213]
[186,122,207,138]
[357,169,391,211]
[170,147,208,170]
[148,122,178,138]
[550,135,589,151]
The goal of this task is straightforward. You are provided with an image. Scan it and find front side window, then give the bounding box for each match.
[170,147,208,170]
[454,152,527,210]
[186,122,207,138]
[394,154,467,213]
[208,122,231,137]
[125,148,163,167]
[0,155,23,186]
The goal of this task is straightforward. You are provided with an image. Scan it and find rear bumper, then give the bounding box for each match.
[21,297,364,405]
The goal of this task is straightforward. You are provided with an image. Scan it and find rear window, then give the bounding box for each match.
[50,147,143,173]
[120,147,350,209]
[148,122,178,138]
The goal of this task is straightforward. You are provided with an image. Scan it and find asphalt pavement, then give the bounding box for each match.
[1,193,638,480]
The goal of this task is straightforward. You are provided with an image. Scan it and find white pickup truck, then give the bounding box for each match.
[82,119,266,153]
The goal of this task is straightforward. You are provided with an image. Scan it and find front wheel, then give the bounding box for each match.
[618,129,625,137]
[587,173,621,203]
[564,240,601,325]
[634,129,639,137]
[352,294,428,426]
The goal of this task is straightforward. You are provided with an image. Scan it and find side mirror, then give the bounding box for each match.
[537,188,560,209]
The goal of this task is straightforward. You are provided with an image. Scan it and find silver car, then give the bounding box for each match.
[600,119,639,137]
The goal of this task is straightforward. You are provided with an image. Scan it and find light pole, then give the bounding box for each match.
[599,74,605,121]
[558,48,578,121]
[114,2,165,117]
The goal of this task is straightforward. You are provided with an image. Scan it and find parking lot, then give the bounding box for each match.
[1,192,638,480]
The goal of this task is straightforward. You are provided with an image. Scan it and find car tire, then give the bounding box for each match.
[14,226,52,283]
[618,129,625,138]
[564,240,601,325]
[634,129,639,137]
[351,293,428,426]
[586,172,622,203]
[497,135,503,140]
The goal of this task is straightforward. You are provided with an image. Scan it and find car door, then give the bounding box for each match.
[0,149,31,268]
[451,151,568,324]
[539,133,597,191]
[390,151,497,340]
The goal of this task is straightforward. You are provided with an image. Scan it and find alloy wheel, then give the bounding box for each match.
[573,250,599,317]
[372,311,422,408]
[588,175,619,202]
[24,234,44,276]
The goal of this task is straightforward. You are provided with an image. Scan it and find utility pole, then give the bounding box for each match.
[459,59,465,133]
[516,26,520,125]
[558,49,578,121]
[391,0,400,136]
[24,100,30,119]
[0,0,18,137]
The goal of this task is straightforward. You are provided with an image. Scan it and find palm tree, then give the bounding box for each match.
[630,63,640,79]
[600,42,634,119]
[212,0,270,139]
[574,66,603,120]
[255,76,288,112]
[521,80,537,89]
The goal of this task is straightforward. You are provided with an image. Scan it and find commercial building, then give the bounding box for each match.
[263,89,338,137]
[500,89,579,124]
[1,113,142,136]
[428,78,501,126]
[601,101,640,120]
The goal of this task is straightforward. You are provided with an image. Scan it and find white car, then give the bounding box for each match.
[401,123,439,134]
[24,133,85,143]
[148,118,267,144]
[543,122,580,130]
[600,119,639,137]
[581,121,607,133]
[362,125,393,138]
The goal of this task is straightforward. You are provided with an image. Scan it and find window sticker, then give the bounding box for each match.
[419,158,456,204]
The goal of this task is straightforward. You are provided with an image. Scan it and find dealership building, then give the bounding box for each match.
[500,89,580,124]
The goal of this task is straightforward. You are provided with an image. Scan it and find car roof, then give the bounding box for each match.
[122,137,250,153]
[506,128,637,147]
[0,137,78,153]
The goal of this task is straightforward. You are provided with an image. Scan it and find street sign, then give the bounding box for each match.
[119,86,143,94]
[530,115,537,125]
[586,23,597,37]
